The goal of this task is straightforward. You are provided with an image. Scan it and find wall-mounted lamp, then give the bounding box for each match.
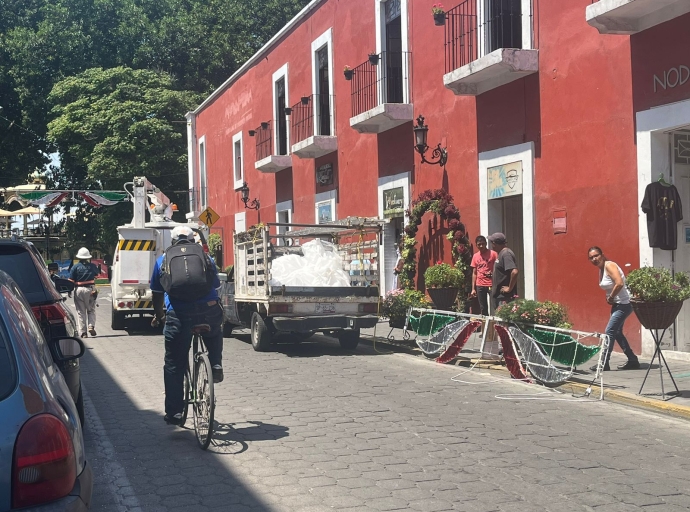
[240,181,260,210]
[284,107,293,115]
[413,115,448,167]
[248,129,256,137]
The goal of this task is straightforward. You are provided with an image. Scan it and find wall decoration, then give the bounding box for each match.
[382,186,405,218]
[316,163,333,186]
[317,201,333,223]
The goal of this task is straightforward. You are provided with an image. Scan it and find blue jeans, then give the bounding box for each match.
[604,303,638,365]
[163,302,223,416]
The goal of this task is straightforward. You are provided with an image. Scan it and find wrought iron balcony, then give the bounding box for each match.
[290,94,337,159]
[442,0,538,96]
[254,121,291,173]
[349,51,413,134]
[586,0,690,35]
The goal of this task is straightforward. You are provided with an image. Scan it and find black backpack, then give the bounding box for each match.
[159,240,215,301]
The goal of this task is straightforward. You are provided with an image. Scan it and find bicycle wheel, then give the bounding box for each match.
[180,369,190,427]
[192,351,215,449]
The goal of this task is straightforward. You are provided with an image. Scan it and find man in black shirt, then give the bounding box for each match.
[489,233,519,311]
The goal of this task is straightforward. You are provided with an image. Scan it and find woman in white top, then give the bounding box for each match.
[588,246,640,371]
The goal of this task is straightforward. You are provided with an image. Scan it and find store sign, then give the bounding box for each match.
[382,187,405,218]
[317,201,333,223]
[488,161,523,199]
[653,65,690,93]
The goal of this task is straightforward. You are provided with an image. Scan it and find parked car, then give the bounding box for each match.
[0,236,83,424]
[0,270,92,511]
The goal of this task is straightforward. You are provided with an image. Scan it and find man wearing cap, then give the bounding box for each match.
[488,233,519,310]
[150,225,224,426]
[69,247,100,337]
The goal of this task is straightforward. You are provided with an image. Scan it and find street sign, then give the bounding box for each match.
[199,206,220,227]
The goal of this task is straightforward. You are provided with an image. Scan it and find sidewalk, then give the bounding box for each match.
[361,320,690,420]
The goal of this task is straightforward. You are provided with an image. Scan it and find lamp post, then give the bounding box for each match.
[239,182,260,210]
[413,115,448,167]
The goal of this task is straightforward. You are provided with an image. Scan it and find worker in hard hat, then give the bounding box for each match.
[69,247,100,337]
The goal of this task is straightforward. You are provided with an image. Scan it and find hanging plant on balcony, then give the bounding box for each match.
[432,3,446,26]
[399,188,471,291]
[343,65,353,81]
[368,53,380,66]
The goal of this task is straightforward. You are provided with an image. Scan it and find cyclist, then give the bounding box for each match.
[150,225,224,426]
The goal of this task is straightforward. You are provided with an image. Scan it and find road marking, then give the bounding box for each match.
[83,385,141,511]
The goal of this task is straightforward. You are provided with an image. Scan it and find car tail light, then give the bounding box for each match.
[12,414,76,509]
[359,303,379,313]
[269,304,293,314]
[31,304,68,326]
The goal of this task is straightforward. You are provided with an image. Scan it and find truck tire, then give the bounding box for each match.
[222,322,234,338]
[251,313,272,351]
[111,307,126,330]
[338,329,360,350]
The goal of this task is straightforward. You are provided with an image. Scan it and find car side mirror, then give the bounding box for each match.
[53,277,75,294]
[54,336,86,362]
[218,272,227,283]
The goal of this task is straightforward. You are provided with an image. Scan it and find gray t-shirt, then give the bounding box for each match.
[492,248,518,299]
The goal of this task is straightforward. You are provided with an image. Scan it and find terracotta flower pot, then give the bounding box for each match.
[427,287,458,311]
[631,301,684,330]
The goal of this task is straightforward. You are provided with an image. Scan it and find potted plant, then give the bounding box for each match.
[368,52,380,66]
[424,261,464,310]
[381,289,432,329]
[343,65,353,80]
[626,267,690,329]
[432,3,446,26]
[495,299,572,329]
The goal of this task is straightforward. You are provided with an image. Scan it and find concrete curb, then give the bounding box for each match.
[361,333,690,422]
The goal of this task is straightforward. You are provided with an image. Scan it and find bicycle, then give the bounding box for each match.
[179,323,215,449]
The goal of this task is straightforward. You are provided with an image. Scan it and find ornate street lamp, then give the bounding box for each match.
[413,115,447,167]
[240,181,260,210]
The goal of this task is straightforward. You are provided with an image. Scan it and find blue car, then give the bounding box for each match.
[0,271,92,511]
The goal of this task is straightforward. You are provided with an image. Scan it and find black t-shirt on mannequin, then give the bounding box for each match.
[641,181,683,250]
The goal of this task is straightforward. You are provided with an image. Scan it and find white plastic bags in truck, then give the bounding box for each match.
[269,239,351,287]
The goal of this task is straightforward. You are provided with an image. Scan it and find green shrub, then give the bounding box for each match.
[626,267,690,302]
[424,262,464,289]
[496,299,571,328]
[381,289,432,324]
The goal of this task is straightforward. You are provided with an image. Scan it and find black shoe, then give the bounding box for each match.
[618,360,640,370]
[590,363,611,372]
[212,365,224,384]
[164,413,184,426]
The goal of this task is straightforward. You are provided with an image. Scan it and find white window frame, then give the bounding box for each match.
[311,28,335,136]
[275,200,293,246]
[234,211,246,233]
[198,136,207,208]
[477,0,533,58]
[272,64,290,156]
[232,131,244,190]
[314,190,337,225]
[375,0,411,104]
[478,142,535,300]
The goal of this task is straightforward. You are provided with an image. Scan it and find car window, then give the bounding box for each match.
[0,318,17,401]
[0,246,48,303]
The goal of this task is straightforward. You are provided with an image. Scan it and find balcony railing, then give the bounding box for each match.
[290,94,335,146]
[255,122,272,161]
[444,0,534,72]
[350,51,411,118]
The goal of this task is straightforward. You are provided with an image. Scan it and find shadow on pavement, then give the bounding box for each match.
[80,343,283,511]
[231,332,388,358]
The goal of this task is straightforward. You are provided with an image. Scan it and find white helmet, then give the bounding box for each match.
[171,225,194,241]
[76,247,92,259]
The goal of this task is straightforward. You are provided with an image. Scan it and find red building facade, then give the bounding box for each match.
[187,0,690,357]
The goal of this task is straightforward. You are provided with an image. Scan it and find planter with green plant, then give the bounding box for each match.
[424,261,464,310]
[495,299,572,329]
[381,289,432,329]
[432,3,446,25]
[626,267,690,329]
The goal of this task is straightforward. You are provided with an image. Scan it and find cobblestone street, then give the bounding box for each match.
[81,297,690,512]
